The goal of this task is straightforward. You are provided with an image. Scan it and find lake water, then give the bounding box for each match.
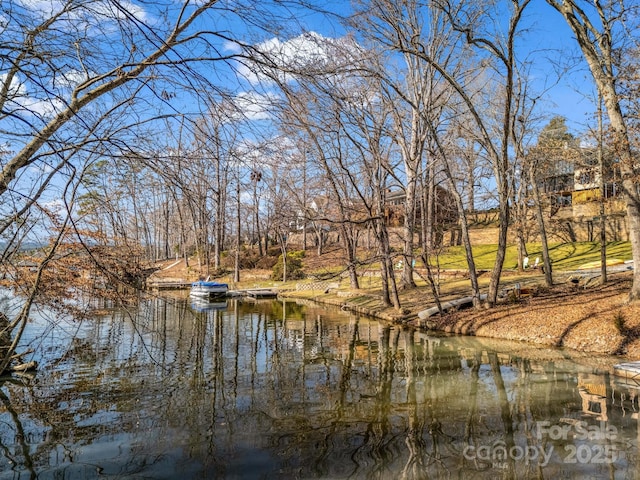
[0,293,638,479]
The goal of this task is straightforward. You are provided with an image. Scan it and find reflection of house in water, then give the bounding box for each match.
[286,328,305,352]
[279,310,640,421]
[538,151,628,242]
[578,373,608,421]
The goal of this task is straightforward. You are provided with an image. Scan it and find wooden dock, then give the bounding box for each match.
[227,288,278,299]
[147,279,192,290]
[147,279,279,300]
[613,362,640,386]
[247,288,278,298]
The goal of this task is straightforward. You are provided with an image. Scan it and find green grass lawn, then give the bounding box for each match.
[431,241,632,271]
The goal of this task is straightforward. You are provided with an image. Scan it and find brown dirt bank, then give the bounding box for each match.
[289,271,640,358]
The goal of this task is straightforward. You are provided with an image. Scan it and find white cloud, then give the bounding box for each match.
[55,69,89,89]
[16,0,62,18]
[41,198,66,215]
[2,72,66,118]
[18,0,153,25]
[92,0,153,24]
[236,61,261,85]
[245,31,363,86]
[0,73,25,98]
[224,40,243,54]
[233,91,278,121]
[257,32,332,68]
[18,97,63,118]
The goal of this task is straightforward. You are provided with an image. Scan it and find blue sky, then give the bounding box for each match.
[522,1,599,132]
[212,0,599,137]
[1,0,606,239]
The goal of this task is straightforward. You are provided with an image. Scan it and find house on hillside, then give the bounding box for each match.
[384,187,459,245]
[537,150,628,241]
[288,187,459,247]
[290,196,330,232]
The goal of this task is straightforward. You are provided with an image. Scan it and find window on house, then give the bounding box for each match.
[553,194,572,207]
[579,171,593,185]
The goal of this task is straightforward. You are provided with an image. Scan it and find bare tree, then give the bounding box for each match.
[191,104,240,272]
[358,0,531,305]
[509,73,542,274]
[418,0,532,305]
[0,0,304,374]
[546,0,640,301]
[318,65,403,307]
[351,0,439,290]
[0,0,226,199]
[245,32,372,289]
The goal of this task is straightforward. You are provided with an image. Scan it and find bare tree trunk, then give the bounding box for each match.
[234,175,241,283]
[380,251,392,306]
[426,119,482,306]
[163,197,170,260]
[401,171,418,289]
[425,163,435,251]
[214,174,226,271]
[377,219,401,309]
[598,97,608,284]
[252,171,264,257]
[315,226,323,256]
[445,178,481,306]
[302,159,308,252]
[529,162,553,286]
[516,235,528,272]
[385,256,401,310]
[418,166,444,313]
[484,0,528,306]
[278,229,288,283]
[511,164,529,272]
[341,225,360,290]
[487,201,510,305]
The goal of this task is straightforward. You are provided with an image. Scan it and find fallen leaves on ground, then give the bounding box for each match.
[425,273,640,357]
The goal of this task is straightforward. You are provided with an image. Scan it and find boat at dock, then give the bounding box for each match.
[190,280,229,298]
[191,298,228,312]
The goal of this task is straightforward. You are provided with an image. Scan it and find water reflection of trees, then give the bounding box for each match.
[0,296,638,478]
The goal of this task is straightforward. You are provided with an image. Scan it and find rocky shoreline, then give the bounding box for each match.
[293,271,640,359]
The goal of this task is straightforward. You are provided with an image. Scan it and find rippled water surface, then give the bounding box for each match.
[0,293,638,479]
